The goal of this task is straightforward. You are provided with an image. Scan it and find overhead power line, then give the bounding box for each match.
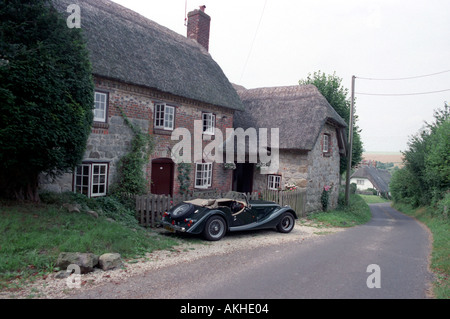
[356,88,450,96]
[356,69,450,81]
[240,0,268,82]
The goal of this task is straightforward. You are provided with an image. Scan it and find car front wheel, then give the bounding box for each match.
[276,212,295,233]
[203,216,226,241]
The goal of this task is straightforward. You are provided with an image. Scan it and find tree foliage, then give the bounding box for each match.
[299,71,364,174]
[0,0,94,201]
[390,103,450,208]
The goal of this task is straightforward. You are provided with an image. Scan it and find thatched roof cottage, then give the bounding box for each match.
[233,85,348,212]
[351,166,391,196]
[42,0,243,197]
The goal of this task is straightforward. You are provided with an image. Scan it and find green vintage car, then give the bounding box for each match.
[160,192,298,241]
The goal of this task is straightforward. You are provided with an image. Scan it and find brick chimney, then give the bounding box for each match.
[187,5,211,51]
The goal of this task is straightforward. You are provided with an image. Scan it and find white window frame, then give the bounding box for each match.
[268,175,281,191]
[74,163,109,198]
[154,103,175,131]
[357,179,365,186]
[94,92,108,123]
[323,134,330,154]
[202,112,216,135]
[74,164,91,197]
[195,162,213,189]
[91,163,108,197]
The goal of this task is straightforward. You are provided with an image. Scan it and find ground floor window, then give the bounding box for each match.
[195,162,213,189]
[74,162,109,198]
[268,175,281,190]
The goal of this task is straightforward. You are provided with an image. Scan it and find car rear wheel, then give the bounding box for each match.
[276,212,295,233]
[203,216,226,241]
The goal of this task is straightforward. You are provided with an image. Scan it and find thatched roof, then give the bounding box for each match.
[351,166,391,193]
[233,85,347,151]
[52,0,243,111]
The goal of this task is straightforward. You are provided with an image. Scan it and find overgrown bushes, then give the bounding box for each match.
[390,103,449,217]
[40,191,139,228]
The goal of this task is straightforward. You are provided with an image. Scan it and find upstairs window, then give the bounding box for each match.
[154,103,175,131]
[202,112,216,135]
[94,92,108,123]
[323,134,330,155]
[195,162,213,189]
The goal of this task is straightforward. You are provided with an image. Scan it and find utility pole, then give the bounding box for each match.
[345,75,356,206]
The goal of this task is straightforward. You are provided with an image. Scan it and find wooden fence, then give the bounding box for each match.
[136,189,306,227]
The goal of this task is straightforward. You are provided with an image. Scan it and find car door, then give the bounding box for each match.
[230,206,255,227]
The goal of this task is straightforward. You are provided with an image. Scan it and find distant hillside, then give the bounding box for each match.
[363,152,404,167]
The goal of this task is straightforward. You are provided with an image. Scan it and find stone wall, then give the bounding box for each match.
[306,124,341,212]
[250,124,341,213]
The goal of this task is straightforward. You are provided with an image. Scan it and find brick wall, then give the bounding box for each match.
[40,76,236,196]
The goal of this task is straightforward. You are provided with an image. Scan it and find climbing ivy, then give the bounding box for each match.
[177,162,192,195]
[111,107,154,200]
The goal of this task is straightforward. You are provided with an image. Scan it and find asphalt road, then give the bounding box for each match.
[70,203,433,299]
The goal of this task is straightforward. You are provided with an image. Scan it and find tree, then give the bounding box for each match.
[391,103,449,207]
[0,0,94,201]
[299,71,364,174]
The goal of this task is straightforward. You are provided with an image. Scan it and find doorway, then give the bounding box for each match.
[233,163,255,193]
[151,158,174,196]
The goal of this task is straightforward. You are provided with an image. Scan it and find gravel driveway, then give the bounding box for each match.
[1,220,344,299]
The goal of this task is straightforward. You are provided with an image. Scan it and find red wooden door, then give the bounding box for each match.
[151,159,174,195]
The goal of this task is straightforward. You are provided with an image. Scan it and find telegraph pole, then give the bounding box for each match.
[345,75,356,205]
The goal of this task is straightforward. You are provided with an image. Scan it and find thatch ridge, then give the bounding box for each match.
[53,0,243,111]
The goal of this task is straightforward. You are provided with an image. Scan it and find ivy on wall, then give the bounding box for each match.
[111,107,155,199]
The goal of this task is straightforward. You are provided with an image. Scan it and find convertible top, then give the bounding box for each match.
[184,198,245,209]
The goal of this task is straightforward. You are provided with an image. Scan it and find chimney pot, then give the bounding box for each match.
[200,5,206,12]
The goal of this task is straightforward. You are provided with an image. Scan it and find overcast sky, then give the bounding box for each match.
[111,0,450,153]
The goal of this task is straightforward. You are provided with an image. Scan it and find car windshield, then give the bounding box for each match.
[223,191,248,205]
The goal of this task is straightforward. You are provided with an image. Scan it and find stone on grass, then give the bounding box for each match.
[99,253,123,271]
[56,252,99,274]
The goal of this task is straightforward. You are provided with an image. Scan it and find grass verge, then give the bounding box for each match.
[359,194,390,204]
[392,202,449,299]
[0,193,180,290]
[306,194,372,228]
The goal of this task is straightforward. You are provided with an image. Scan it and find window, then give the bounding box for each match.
[195,162,213,189]
[154,103,175,131]
[323,134,330,154]
[202,113,216,135]
[74,163,109,198]
[94,92,108,123]
[357,179,365,186]
[268,175,281,190]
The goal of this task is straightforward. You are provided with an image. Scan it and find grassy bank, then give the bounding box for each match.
[306,194,372,228]
[392,202,449,299]
[0,193,180,289]
[359,194,390,204]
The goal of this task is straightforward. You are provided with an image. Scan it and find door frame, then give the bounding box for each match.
[151,158,175,196]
